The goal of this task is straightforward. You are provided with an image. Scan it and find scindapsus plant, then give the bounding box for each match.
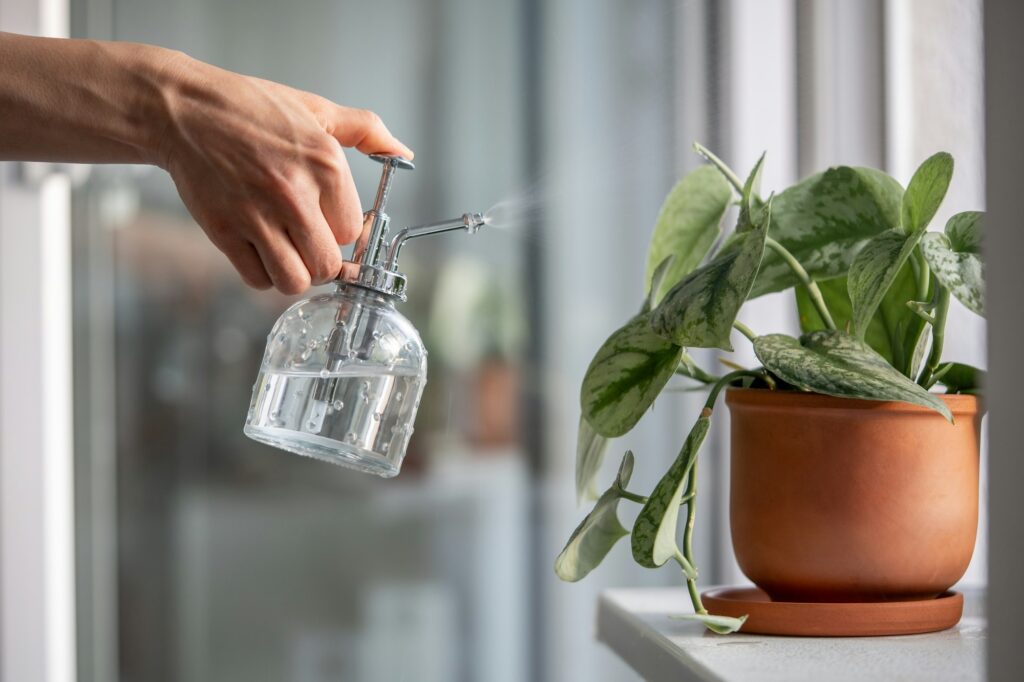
[554,145,985,634]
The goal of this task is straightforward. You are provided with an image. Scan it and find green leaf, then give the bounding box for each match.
[945,210,983,253]
[643,256,676,314]
[921,211,985,316]
[934,362,985,394]
[631,413,711,572]
[847,228,924,339]
[730,166,903,297]
[737,153,766,233]
[753,330,952,421]
[555,452,634,582]
[645,167,733,305]
[580,313,684,438]
[575,416,609,504]
[797,264,930,377]
[670,613,748,635]
[649,197,771,350]
[901,152,954,234]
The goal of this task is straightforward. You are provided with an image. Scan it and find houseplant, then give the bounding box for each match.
[554,144,985,634]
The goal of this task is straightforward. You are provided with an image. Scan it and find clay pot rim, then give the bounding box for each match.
[725,387,980,416]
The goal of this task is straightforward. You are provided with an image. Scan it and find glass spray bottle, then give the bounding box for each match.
[244,154,486,477]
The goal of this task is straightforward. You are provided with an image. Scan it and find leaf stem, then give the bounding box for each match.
[918,286,951,388]
[682,458,706,615]
[765,237,837,330]
[693,142,745,195]
[732,321,757,343]
[618,490,648,505]
[914,249,931,303]
[676,350,721,384]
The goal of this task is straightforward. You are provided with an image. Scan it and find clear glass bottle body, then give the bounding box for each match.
[244,283,427,477]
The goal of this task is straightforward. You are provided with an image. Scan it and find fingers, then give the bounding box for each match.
[220,238,273,290]
[250,225,312,295]
[285,207,343,285]
[318,143,363,245]
[329,106,414,160]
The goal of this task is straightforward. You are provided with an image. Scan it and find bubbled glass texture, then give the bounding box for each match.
[244,284,427,477]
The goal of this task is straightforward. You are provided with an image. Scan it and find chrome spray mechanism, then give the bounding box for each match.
[244,154,488,477]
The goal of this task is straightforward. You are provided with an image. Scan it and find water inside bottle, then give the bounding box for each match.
[244,365,425,477]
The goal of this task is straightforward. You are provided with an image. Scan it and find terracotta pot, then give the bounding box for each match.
[725,388,981,602]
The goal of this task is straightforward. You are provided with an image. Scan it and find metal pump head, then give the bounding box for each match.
[337,154,487,301]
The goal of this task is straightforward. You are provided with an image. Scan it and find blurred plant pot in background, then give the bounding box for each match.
[726,389,981,603]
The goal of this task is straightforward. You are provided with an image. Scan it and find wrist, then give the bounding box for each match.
[115,43,193,168]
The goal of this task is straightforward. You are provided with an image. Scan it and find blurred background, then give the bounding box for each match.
[0,0,987,681]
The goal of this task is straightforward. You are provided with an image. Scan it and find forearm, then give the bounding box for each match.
[0,32,177,165]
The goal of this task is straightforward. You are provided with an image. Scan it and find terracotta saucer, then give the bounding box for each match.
[702,587,963,637]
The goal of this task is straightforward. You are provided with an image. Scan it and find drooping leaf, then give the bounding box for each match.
[670,613,748,635]
[798,264,930,377]
[900,152,954,234]
[921,211,985,316]
[724,166,903,297]
[847,228,925,339]
[753,330,952,421]
[581,313,683,438]
[631,412,711,573]
[649,195,771,350]
[934,362,985,395]
[645,167,733,305]
[575,416,610,504]
[555,452,635,582]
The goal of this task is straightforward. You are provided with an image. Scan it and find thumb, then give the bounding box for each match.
[329,106,414,160]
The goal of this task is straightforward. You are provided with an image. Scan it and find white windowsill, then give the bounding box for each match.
[597,588,984,682]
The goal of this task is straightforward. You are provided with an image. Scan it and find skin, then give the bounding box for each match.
[0,31,414,294]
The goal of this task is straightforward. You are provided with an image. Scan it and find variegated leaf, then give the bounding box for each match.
[848,153,954,339]
[575,415,609,504]
[847,228,923,340]
[581,313,683,438]
[900,152,954,234]
[649,196,770,350]
[631,413,711,572]
[796,264,929,377]
[555,452,635,582]
[671,613,748,635]
[645,167,732,306]
[920,211,985,316]
[753,331,952,421]
[726,166,903,297]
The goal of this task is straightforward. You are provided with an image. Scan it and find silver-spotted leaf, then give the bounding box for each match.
[727,166,902,297]
[799,264,929,377]
[649,198,771,350]
[920,211,985,316]
[901,152,953,234]
[671,613,748,635]
[555,451,635,582]
[645,167,732,305]
[631,413,711,572]
[575,416,609,504]
[847,228,924,339]
[581,313,683,437]
[753,331,952,421]
[945,210,983,253]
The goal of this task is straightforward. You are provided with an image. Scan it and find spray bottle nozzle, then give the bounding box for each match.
[337,155,487,300]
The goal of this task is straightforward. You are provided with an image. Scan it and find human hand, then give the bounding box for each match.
[153,51,412,294]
